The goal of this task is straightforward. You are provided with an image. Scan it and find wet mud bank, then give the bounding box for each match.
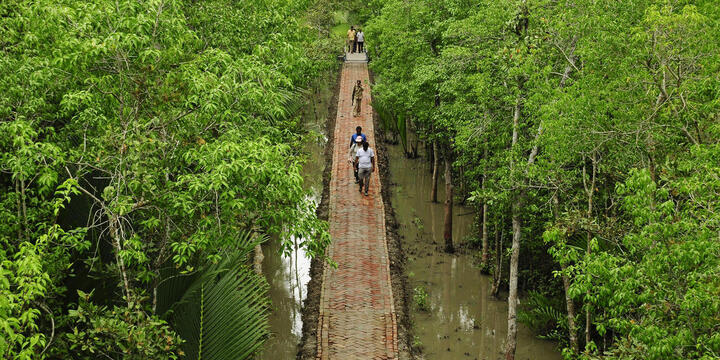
[297,68,340,360]
[374,111,414,360]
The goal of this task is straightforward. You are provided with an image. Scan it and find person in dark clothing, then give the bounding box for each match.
[350,126,366,148]
[353,29,358,53]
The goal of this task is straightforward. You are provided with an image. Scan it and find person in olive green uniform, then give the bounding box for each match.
[351,80,363,117]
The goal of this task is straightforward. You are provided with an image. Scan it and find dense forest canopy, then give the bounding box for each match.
[2,0,720,359]
[361,0,720,359]
[1,0,337,358]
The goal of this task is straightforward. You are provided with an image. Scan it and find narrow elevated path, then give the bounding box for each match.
[316,61,398,359]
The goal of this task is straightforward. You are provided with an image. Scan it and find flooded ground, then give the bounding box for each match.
[259,75,332,359]
[387,144,561,360]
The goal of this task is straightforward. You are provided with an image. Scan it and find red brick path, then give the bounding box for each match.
[316,63,398,359]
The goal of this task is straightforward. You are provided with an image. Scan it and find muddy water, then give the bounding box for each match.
[259,75,332,359]
[388,145,561,360]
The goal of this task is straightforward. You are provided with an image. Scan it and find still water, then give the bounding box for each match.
[259,75,331,359]
[388,144,562,360]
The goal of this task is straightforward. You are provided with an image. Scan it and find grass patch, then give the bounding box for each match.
[413,285,430,312]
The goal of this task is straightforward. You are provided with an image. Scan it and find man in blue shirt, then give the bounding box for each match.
[350,126,367,148]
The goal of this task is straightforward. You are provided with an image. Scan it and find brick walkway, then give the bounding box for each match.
[316,62,398,359]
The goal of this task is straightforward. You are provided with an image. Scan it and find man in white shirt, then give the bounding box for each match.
[354,141,375,196]
[356,29,365,53]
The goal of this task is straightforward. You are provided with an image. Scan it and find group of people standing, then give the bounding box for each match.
[346,26,365,53]
[348,126,375,196]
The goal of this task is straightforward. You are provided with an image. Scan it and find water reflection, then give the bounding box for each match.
[458,305,474,332]
[263,217,314,356]
[289,230,313,336]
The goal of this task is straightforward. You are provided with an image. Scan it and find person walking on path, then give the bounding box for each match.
[353,29,358,53]
[349,136,363,183]
[356,29,365,53]
[355,141,375,196]
[351,80,364,117]
[347,26,356,53]
[349,126,367,148]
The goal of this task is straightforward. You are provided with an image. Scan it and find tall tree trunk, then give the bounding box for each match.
[480,147,489,268]
[431,142,439,203]
[553,194,579,353]
[443,155,454,253]
[426,140,433,167]
[459,166,465,203]
[553,35,581,354]
[253,244,264,275]
[108,214,132,307]
[583,153,597,352]
[412,124,419,158]
[505,98,522,360]
[505,96,542,360]
[15,179,22,241]
[506,195,523,360]
[295,237,303,300]
[20,178,28,241]
[432,92,441,201]
[153,280,158,313]
[505,4,535,356]
[563,267,579,353]
[491,223,503,297]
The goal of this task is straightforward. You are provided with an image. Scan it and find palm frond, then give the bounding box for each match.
[155,230,264,315]
[169,252,270,360]
[156,230,270,360]
[518,290,567,341]
[265,87,307,125]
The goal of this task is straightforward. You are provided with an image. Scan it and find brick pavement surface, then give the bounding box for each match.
[316,62,398,359]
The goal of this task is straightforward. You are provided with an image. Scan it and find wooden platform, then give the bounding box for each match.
[345,52,368,63]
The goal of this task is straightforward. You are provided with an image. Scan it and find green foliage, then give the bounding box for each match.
[1,0,336,357]
[577,167,720,359]
[366,0,720,358]
[0,241,50,359]
[411,335,424,352]
[413,285,430,312]
[155,230,270,360]
[65,290,184,359]
[0,185,86,360]
[412,216,424,232]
